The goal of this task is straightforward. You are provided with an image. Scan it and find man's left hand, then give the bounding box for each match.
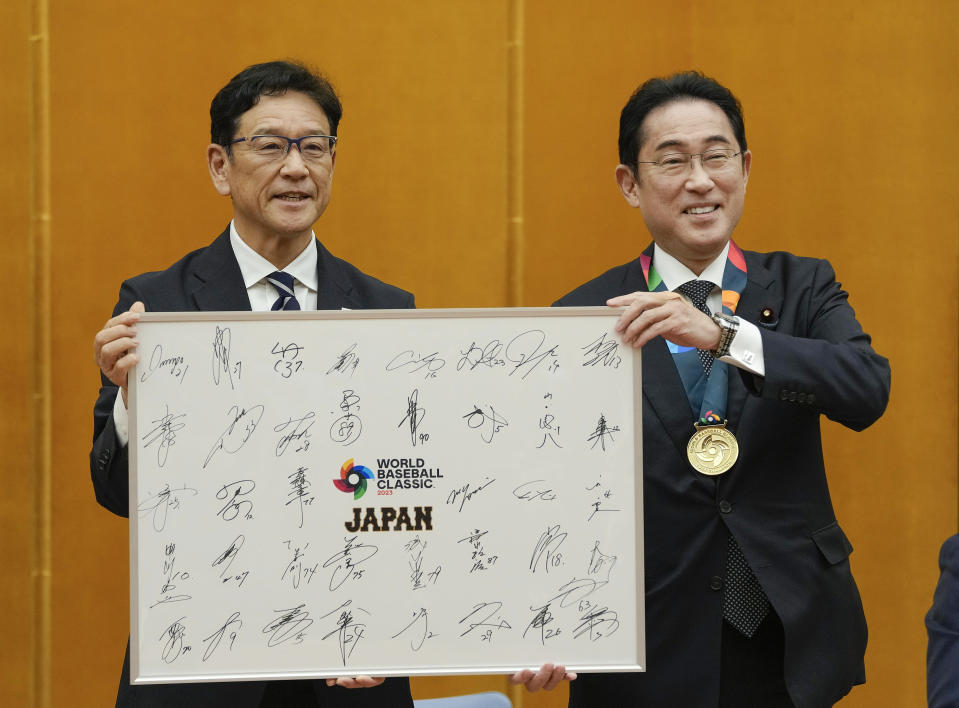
[608,291,721,350]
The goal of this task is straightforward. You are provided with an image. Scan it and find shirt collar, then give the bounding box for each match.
[229,220,318,292]
[653,241,730,292]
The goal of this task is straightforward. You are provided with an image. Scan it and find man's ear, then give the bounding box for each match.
[207,144,232,196]
[615,164,642,208]
[741,149,752,192]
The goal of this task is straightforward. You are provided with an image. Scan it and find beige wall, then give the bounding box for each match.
[3,1,957,706]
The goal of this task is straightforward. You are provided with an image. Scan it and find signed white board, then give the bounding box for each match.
[129,307,643,683]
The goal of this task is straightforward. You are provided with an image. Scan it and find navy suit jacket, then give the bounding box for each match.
[90,227,415,708]
[555,247,890,708]
[927,533,959,708]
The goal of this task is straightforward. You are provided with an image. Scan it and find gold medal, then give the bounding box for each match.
[687,423,739,476]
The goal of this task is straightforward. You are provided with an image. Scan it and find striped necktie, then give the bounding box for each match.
[267,271,301,311]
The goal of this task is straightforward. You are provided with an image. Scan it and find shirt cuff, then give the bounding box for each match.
[113,389,130,448]
[719,318,765,377]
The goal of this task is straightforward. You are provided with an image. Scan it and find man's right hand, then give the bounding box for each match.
[93,301,145,408]
[509,663,576,692]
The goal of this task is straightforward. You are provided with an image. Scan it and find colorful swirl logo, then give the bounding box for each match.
[333,458,374,500]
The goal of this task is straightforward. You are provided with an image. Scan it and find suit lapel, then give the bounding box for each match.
[189,228,253,312]
[724,251,781,435]
[314,239,363,310]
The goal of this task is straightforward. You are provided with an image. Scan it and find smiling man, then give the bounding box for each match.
[91,61,414,708]
[516,72,890,707]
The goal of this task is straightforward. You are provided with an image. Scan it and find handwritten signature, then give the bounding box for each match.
[141,405,186,467]
[203,404,265,468]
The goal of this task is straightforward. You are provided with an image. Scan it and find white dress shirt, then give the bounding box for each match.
[112,222,319,446]
[652,242,765,377]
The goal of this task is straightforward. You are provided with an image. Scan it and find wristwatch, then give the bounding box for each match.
[711,313,739,358]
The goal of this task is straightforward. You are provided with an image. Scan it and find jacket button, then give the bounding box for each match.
[779,389,789,401]
[719,500,732,514]
[710,576,723,591]
[788,391,797,402]
[807,393,816,404]
[99,450,111,463]
[798,392,807,403]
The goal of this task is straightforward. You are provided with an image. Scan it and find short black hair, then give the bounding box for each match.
[618,71,746,172]
[210,60,342,152]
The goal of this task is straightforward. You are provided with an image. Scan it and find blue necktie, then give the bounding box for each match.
[267,271,301,311]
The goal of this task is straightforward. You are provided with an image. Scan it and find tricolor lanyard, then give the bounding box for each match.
[639,241,748,425]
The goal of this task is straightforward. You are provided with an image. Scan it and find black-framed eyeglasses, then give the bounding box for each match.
[229,134,337,163]
[637,149,741,177]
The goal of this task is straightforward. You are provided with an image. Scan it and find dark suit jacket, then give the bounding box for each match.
[90,227,415,708]
[927,533,959,708]
[556,248,890,708]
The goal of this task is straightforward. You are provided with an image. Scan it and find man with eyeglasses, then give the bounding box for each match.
[513,73,890,706]
[91,60,414,708]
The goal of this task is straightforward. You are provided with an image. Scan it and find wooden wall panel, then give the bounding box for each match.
[0,0,40,704]
[522,1,958,706]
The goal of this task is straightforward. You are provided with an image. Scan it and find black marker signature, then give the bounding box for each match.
[581,333,622,369]
[159,617,191,663]
[458,602,512,638]
[588,541,618,583]
[588,490,621,522]
[463,404,509,444]
[326,343,360,376]
[274,412,315,456]
[512,480,557,502]
[447,477,495,512]
[330,390,362,445]
[141,405,186,467]
[281,540,318,589]
[386,350,446,379]
[321,600,370,666]
[201,611,242,662]
[150,541,191,608]
[541,576,607,610]
[286,467,314,529]
[456,340,506,371]
[262,604,313,647]
[272,341,304,379]
[137,484,198,532]
[523,603,561,644]
[140,344,188,384]
[211,326,237,389]
[392,608,436,651]
[211,534,246,582]
[530,524,566,573]
[505,330,559,379]
[587,413,621,451]
[404,536,441,589]
[397,388,428,446]
[573,605,620,641]
[215,480,255,521]
[457,529,498,573]
[322,536,379,591]
[203,404,265,468]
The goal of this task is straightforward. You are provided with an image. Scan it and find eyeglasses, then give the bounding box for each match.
[229,134,337,163]
[637,149,741,177]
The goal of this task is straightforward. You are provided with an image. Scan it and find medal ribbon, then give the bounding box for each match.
[639,241,747,424]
